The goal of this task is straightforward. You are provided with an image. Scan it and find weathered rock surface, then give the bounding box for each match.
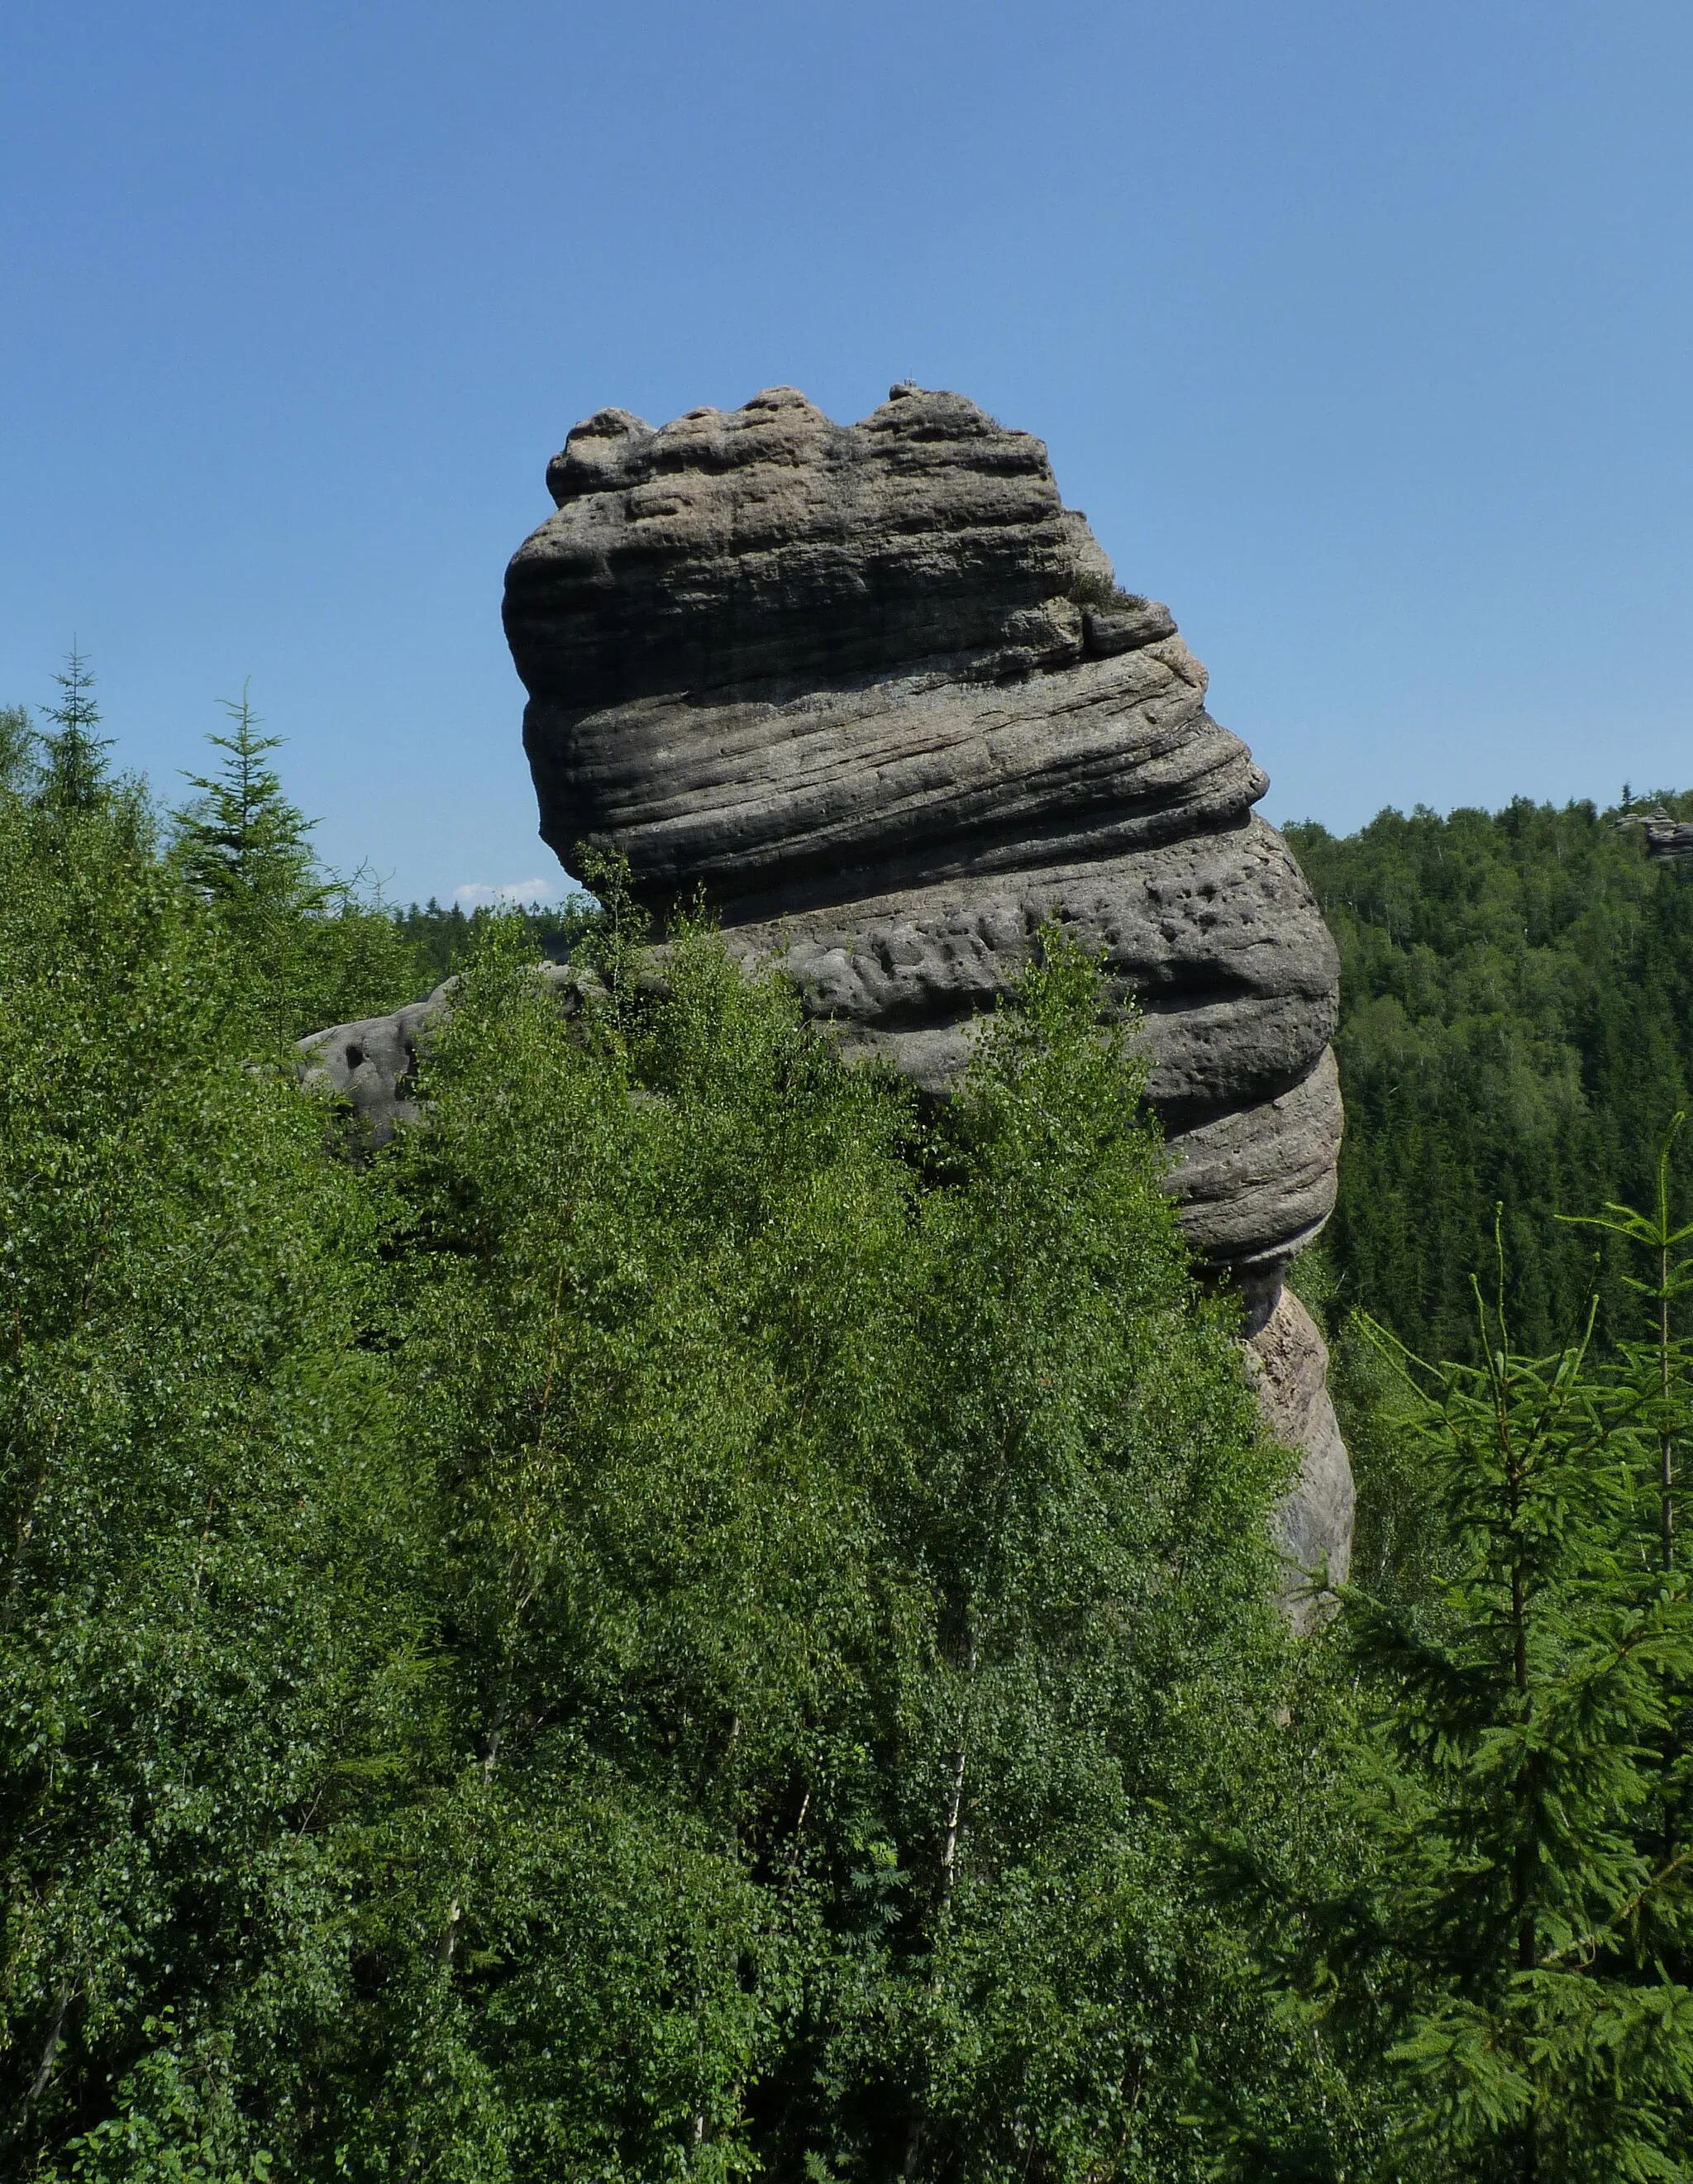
[712,827,1342,1272]
[297,965,597,1148]
[297,980,455,1146]
[504,379,1349,1590]
[503,384,1342,1272]
[506,387,1266,908]
[303,382,1352,1599]
[1244,1287,1354,1629]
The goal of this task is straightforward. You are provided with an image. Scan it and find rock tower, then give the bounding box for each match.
[307,384,1353,1598]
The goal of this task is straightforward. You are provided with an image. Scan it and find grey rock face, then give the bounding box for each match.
[296,965,595,1149]
[1244,1286,1354,1628]
[497,380,1351,1589]
[508,387,1261,909]
[507,386,1114,738]
[503,383,1342,1266]
[297,981,455,1147]
[714,822,1340,1273]
[301,381,1350,1597]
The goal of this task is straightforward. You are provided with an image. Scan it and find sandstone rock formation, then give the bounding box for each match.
[304,383,1352,1595]
[1242,1288,1355,1628]
[298,980,455,1147]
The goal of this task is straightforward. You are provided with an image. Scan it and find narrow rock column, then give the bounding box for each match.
[1244,1289,1354,1625]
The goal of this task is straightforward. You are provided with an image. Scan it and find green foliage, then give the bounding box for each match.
[37,651,112,815]
[1067,570,1148,613]
[1239,1194,1693,2182]
[391,898,577,985]
[1351,1285,1693,2179]
[0,693,1305,2177]
[0,768,424,2179]
[1563,1116,1693,1574]
[0,704,39,795]
[172,684,318,916]
[32,666,1693,2172]
[357,912,1295,2178]
[1287,796,1693,1366]
[166,683,428,1036]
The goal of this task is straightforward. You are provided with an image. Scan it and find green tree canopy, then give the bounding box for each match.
[0,728,1305,2179]
[163,683,426,1037]
[36,650,112,816]
[1288,796,1693,1366]
[0,761,421,2181]
[172,684,319,917]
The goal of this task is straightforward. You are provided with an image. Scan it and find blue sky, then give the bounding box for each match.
[4,1,1691,907]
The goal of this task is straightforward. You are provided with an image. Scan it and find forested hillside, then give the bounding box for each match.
[391,896,576,984]
[1288,793,1693,1363]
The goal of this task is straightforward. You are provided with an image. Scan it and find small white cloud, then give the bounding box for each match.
[451,878,563,911]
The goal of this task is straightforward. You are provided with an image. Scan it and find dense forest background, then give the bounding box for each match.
[11,665,1693,2181]
[1287,794,1693,1365]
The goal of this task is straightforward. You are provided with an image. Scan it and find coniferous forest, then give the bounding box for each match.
[10,666,1693,2180]
[1289,794,1693,1366]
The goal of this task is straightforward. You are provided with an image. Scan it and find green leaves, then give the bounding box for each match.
[1280,1223,1693,2178]
[0,742,1300,2177]
[171,685,320,923]
[1289,796,1693,1372]
[166,683,432,1037]
[0,768,424,2179]
[36,651,112,817]
[364,916,1289,2177]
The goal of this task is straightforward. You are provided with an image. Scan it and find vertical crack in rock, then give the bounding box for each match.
[305,384,1353,1602]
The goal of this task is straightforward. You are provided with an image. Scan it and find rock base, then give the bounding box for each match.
[1244,1285,1354,1628]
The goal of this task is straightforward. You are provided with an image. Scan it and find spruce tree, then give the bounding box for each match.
[172,684,319,919]
[1566,1117,1693,1574]
[1566,1123,1693,2004]
[1335,1247,1693,2181]
[37,648,112,813]
[170,687,427,1037]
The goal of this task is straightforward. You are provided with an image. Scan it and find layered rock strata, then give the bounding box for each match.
[504,385,1344,1295]
[304,384,1352,1592]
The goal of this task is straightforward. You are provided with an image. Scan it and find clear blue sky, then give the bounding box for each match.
[4,1,1691,907]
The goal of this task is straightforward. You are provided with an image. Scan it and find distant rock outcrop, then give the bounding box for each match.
[305,384,1352,1595]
